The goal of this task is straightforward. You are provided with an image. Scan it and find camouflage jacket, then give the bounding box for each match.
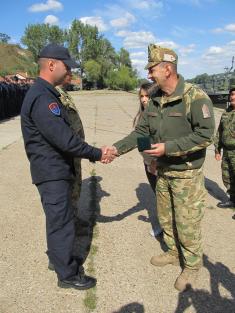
[114,75,215,171]
[214,107,235,153]
[56,86,85,140]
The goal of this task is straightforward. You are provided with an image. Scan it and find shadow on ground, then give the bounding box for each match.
[97,182,156,225]
[205,177,228,202]
[175,255,235,313]
[73,176,110,265]
[113,302,145,313]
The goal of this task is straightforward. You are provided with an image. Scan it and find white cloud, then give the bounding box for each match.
[206,46,224,56]
[44,15,59,25]
[80,16,108,32]
[130,51,145,58]
[212,27,223,33]
[110,13,136,28]
[115,30,131,37]
[129,0,163,10]
[178,44,196,56]
[225,24,235,33]
[200,42,235,76]
[29,0,63,12]
[120,31,156,49]
[157,41,179,49]
[212,23,235,34]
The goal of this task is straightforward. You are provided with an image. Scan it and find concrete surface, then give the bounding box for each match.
[0,91,235,313]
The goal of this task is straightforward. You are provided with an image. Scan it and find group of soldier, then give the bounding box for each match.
[0,81,29,120]
[19,42,235,293]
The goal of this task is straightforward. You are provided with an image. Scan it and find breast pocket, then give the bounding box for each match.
[167,112,190,137]
[147,112,158,136]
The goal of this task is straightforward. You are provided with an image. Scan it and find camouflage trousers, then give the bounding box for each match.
[71,158,95,266]
[71,158,82,211]
[156,168,206,269]
[221,149,235,202]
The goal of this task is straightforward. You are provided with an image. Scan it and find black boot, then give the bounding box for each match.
[58,272,96,290]
[217,200,235,208]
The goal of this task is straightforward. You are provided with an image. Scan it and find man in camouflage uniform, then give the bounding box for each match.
[110,44,215,291]
[56,73,85,207]
[214,88,235,211]
[56,72,86,266]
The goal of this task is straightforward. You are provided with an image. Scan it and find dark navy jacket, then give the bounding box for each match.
[21,77,101,184]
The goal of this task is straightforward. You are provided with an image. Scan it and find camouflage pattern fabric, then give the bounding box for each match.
[214,108,235,201]
[221,150,235,202]
[214,108,235,153]
[113,74,214,270]
[114,75,215,172]
[157,167,206,269]
[145,44,178,69]
[57,86,85,209]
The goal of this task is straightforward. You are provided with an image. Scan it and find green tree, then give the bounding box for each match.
[106,66,137,91]
[0,33,11,43]
[118,48,132,68]
[65,19,100,77]
[21,24,64,62]
[96,37,118,88]
[84,60,101,88]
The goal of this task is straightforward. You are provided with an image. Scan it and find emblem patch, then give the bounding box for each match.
[202,104,211,118]
[48,102,60,116]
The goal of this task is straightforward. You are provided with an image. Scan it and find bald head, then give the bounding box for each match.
[38,58,70,86]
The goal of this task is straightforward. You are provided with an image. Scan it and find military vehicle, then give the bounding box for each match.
[204,57,235,108]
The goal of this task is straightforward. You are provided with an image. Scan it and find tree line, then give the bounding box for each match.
[20,20,138,91]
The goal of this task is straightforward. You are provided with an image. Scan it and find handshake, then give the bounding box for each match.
[100,146,118,164]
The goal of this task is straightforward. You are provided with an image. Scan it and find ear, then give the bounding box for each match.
[165,64,172,78]
[48,59,55,72]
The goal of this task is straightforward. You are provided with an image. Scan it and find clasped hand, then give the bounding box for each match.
[100,146,118,164]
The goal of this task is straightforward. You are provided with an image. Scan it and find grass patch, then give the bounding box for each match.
[84,287,98,311]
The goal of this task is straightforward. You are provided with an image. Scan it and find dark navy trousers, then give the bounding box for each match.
[37,180,78,280]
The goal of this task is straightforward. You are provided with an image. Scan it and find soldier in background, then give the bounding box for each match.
[56,72,90,267]
[109,44,215,291]
[56,72,85,209]
[215,88,235,212]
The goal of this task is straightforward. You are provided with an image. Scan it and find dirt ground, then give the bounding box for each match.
[0,91,235,313]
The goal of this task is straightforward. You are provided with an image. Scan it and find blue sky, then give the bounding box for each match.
[1,0,235,78]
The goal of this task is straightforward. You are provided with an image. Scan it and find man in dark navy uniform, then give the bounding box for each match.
[21,44,114,290]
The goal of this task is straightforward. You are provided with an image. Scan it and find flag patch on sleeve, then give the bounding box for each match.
[202,104,211,118]
[48,102,60,116]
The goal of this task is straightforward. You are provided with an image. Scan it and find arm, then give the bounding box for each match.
[113,111,150,155]
[31,94,101,162]
[214,117,223,155]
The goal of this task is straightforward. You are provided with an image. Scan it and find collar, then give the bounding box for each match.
[152,74,185,105]
[36,77,61,99]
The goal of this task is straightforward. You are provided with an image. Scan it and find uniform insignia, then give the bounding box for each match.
[163,53,176,62]
[168,112,183,117]
[202,104,211,118]
[147,112,158,117]
[48,102,60,116]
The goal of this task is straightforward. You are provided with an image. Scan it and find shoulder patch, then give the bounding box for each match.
[48,102,60,116]
[202,104,211,118]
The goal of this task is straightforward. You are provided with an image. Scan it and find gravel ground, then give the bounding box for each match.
[0,91,235,313]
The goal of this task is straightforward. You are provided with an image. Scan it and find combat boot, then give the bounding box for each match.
[174,268,199,292]
[217,200,235,208]
[150,252,179,267]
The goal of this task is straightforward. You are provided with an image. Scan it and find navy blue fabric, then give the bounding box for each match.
[0,83,29,120]
[21,77,101,184]
[37,180,78,280]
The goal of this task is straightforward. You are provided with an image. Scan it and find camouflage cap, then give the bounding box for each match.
[145,44,178,70]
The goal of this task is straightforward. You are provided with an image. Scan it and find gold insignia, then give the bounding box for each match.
[202,104,211,118]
